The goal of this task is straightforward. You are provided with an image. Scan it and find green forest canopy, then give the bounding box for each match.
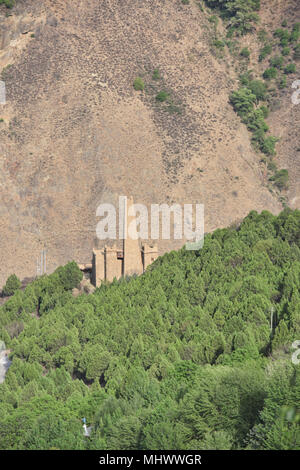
[0,208,299,449]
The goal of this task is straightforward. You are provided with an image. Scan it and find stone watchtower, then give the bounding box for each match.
[90,197,158,287]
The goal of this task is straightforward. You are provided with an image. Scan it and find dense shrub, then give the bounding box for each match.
[284,63,296,74]
[230,86,278,157]
[0,0,15,8]
[152,69,160,80]
[240,47,250,58]
[258,135,278,156]
[259,44,272,62]
[281,47,291,57]
[248,80,267,101]
[263,67,277,80]
[156,91,169,102]
[274,28,290,46]
[214,39,226,49]
[269,169,289,190]
[205,0,260,35]
[269,55,284,69]
[290,24,300,43]
[55,261,83,291]
[230,87,256,117]
[294,44,300,60]
[278,76,287,89]
[133,77,145,91]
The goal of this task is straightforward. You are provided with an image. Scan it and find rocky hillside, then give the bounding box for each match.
[0,0,299,285]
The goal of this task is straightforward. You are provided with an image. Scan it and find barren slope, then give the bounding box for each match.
[0,0,298,285]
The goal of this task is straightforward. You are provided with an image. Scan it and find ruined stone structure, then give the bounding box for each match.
[79,197,158,287]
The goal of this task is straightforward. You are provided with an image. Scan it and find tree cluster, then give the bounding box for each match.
[0,210,299,449]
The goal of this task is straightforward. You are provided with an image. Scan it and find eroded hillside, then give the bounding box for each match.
[0,0,299,285]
